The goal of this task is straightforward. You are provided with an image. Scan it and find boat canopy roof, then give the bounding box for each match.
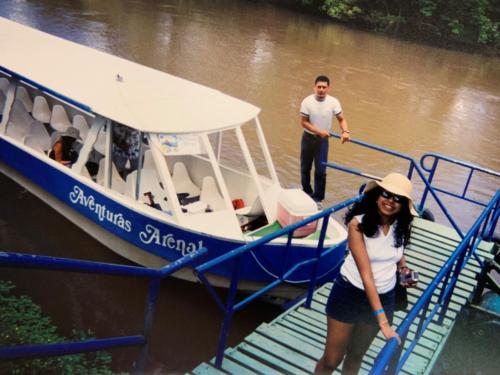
[0,17,260,134]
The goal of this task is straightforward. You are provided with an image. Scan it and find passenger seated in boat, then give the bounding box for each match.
[112,123,141,178]
[48,127,81,166]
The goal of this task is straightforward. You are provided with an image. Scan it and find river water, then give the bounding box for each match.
[0,0,499,373]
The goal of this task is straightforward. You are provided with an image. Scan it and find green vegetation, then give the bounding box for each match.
[298,0,500,52]
[0,280,123,374]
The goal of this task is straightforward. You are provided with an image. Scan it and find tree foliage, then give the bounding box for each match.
[0,280,124,374]
[300,0,499,49]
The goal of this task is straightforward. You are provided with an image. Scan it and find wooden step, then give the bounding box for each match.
[191,219,493,374]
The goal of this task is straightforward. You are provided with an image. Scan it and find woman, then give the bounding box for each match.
[315,173,418,375]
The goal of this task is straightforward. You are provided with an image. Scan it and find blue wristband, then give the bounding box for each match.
[373,308,384,316]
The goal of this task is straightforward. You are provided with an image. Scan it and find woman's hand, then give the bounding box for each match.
[379,321,401,344]
[400,267,418,288]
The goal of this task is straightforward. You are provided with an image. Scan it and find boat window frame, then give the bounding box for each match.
[206,117,281,222]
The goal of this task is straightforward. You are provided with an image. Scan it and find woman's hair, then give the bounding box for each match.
[344,186,413,247]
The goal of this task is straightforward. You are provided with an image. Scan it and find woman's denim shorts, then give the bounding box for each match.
[325,274,395,326]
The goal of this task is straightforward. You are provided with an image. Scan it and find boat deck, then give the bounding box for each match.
[190,217,496,374]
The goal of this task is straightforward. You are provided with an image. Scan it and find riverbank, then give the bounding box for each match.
[266,0,500,56]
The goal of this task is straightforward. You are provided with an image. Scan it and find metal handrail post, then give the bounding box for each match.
[415,299,431,336]
[462,168,474,198]
[214,256,242,369]
[280,233,294,280]
[419,156,438,210]
[305,212,330,308]
[134,277,162,374]
[438,243,469,325]
[484,198,500,241]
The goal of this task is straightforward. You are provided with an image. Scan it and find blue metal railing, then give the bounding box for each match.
[195,196,360,368]
[370,189,500,374]
[0,249,207,373]
[327,133,467,238]
[420,152,500,211]
[196,134,499,372]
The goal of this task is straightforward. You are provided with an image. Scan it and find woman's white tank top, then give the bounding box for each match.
[340,214,403,293]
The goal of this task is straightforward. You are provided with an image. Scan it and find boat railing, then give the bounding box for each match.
[194,195,360,368]
[327,132,466,239]
[419,152,500,219]
[370,189,500,374]
[0,248,207,374]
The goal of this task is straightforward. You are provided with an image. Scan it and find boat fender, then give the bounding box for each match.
[420,208,435,222]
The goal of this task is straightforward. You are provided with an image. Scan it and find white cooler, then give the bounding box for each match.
[276,189,318,237]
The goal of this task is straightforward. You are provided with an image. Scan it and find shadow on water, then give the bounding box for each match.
[431,307,500,375]
[0,174,281,373]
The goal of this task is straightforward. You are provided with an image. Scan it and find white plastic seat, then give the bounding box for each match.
[5,99,34,140]
[50,104,71,132]
[22,134,45,154]
[235,196,264,216]
[0,91,7,117]
[16,86,33,113]
[29,120,51,151]
[32,96,51,124]
[0,77,9,95]
[142,149,155,169]
[72,114,89,140]
[80,164,92,180]
[96,157,126,194]
[0,78,9,113]
[125,169,168,211]
[200,176,226,211]
[93,127,108,155]
[171,162,200,198]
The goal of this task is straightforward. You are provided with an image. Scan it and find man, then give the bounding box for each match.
[300,75,350,204]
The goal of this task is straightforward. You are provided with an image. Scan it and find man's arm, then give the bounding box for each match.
[300,115,330,138]
[336,113,350,144]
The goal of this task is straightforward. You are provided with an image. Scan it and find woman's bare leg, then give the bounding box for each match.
[315,317,354,374]
[341,321,379,375]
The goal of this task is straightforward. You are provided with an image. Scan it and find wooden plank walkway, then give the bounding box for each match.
[190,218,495,375]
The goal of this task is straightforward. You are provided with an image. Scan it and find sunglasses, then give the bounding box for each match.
[380,189,404,203]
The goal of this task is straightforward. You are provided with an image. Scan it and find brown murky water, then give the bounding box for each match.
[0,0,499,373]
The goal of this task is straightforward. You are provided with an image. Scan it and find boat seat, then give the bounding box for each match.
[15,86,33,113]
[0,91,5,116]
[93,127,108,155]
[32,96,51,124]
[22,134,45,154]
[28,120,51,151]
[0,77,9,95]
[142,149,155,169]
[80,164,92,180]
[72,114,89,140]
[200,176,226,211]
[96,157,126,194]
[50,104,71,132]
[125,169,168,211]
[171,162,200,198]
[5,99,34,140]
[235,195,264,216]
[0,77,9,113]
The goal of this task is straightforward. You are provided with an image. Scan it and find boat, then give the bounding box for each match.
[0,17,347,298]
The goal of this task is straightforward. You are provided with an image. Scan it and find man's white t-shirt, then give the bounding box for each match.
[300,94,342,135]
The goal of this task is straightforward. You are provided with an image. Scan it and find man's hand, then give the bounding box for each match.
[318,129,330,138]
[340,131,351,144]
